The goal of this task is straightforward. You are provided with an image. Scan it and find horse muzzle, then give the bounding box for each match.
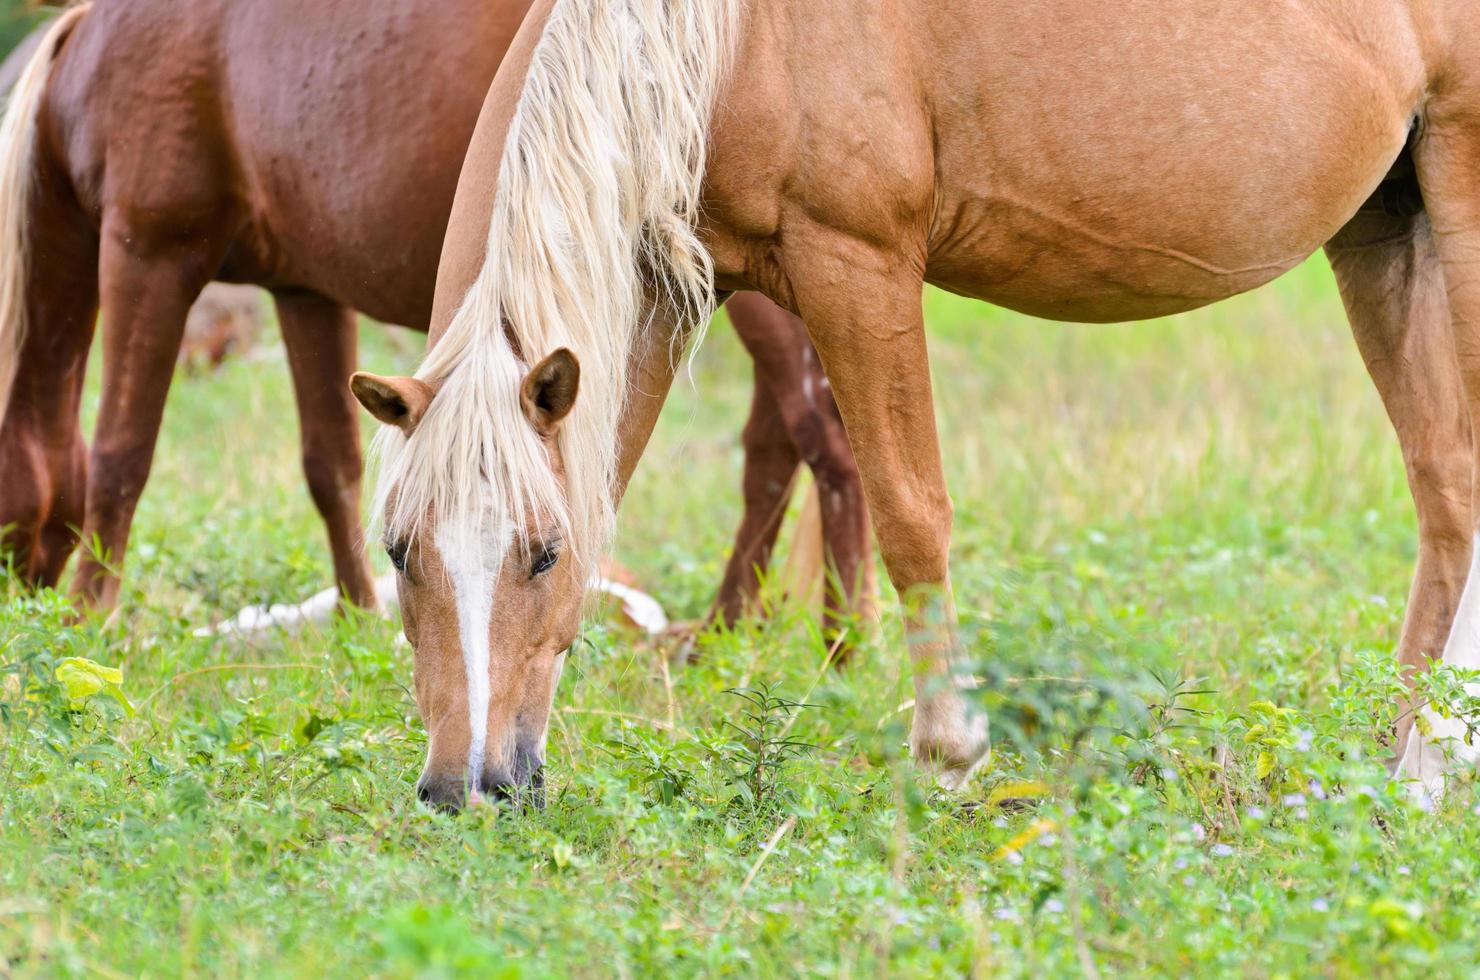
[416,758,545,814]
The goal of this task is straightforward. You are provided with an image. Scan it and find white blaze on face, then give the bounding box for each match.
[1397,533,1480,799]
[435,510,512,794]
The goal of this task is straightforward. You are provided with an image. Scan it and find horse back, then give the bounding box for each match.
[39,0,530,326]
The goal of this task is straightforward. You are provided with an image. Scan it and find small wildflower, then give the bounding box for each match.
[1416,794,1436,814]
[1043,898,1065,915]
[1190,823,1206,841]
[1282,793,1307,807]
[1308,780,1328,801]
[993,907,1020,922]
[1397,865,1411,876]
[1246,806,1267,821]
[1211,843,1235,858]
[1312,898,1330,913]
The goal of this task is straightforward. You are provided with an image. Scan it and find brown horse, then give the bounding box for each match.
[352,0,1480,809]
[0,1,869,634]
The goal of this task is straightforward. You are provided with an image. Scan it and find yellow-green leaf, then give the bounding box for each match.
[55,657,133,715]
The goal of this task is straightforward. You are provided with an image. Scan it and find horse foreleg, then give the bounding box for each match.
[1326,210,1472,763]
[275,290,379,610]
[1399,110,1480,794]
[784,238,987,787]
[70,223,217,611]
[0,176,98,586]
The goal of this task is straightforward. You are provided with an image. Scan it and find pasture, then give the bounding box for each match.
[5,262,1479,976]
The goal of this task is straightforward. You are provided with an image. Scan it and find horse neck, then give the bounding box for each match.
[612,300,692,507]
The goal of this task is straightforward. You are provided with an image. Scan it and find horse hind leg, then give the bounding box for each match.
[1325,207,1471,765]
[711,358,801,627]
[69,217,226,611]
[786,332,877,655]
[0,169,99,587]
[275,290,378,610]
[717,294,876,642]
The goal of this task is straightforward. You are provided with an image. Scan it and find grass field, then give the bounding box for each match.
[5,260,1480,976]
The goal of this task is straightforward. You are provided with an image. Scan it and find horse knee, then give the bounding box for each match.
[876,499,952,589]
[301,443,361,519]
[86,444,161,530]
[1404,448,1471,551]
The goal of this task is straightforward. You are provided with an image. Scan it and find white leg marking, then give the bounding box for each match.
[196,573,400,639]
[1397,533,1480,799]
[194,585,343,638]
[592,576,669,635]
[374,573,398,611]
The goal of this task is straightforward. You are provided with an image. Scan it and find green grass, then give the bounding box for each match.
[6,258,1480,976]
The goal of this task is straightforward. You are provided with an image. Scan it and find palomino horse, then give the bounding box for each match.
[351,0,1480,809]
[0,1,869,634]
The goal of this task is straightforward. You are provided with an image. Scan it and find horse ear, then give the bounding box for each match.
[350,373,435,434]
[521,348,580,437]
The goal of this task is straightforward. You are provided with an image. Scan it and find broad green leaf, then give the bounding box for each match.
[55,657,134,715]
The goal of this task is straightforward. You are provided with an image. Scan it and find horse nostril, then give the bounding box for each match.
[475,767,545,809]
[416,775,467,813]
[476,776,517,805]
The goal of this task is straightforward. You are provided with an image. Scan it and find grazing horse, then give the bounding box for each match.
[0,0,869,634]
[354,0,1480,809]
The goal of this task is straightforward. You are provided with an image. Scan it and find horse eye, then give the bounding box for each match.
[386,540,409,573]
[530,545,560,579]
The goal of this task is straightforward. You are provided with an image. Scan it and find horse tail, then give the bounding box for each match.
[0,4,91,417]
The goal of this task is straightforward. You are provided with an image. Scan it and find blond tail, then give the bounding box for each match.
[0,5,90,420]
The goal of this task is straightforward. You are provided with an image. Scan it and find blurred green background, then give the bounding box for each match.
[0,0,45,59]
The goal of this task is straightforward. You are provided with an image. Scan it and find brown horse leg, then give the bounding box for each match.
[725,291,873,654]
[1399,111,1480,790]
[1326,209,1471,759]
[275,290,378,609]
[784,245,987,786]
[69,224,221,611]
[711,361,801,625]
[0,176,99,585]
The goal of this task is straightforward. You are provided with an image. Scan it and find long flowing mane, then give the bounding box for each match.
[371,0,742,563]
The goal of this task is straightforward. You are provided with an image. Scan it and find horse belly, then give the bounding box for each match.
[922,0,1424,323]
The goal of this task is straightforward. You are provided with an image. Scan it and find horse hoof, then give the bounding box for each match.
[911,711,990,791]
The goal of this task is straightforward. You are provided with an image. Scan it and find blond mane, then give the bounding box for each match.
[370,0,742,565]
